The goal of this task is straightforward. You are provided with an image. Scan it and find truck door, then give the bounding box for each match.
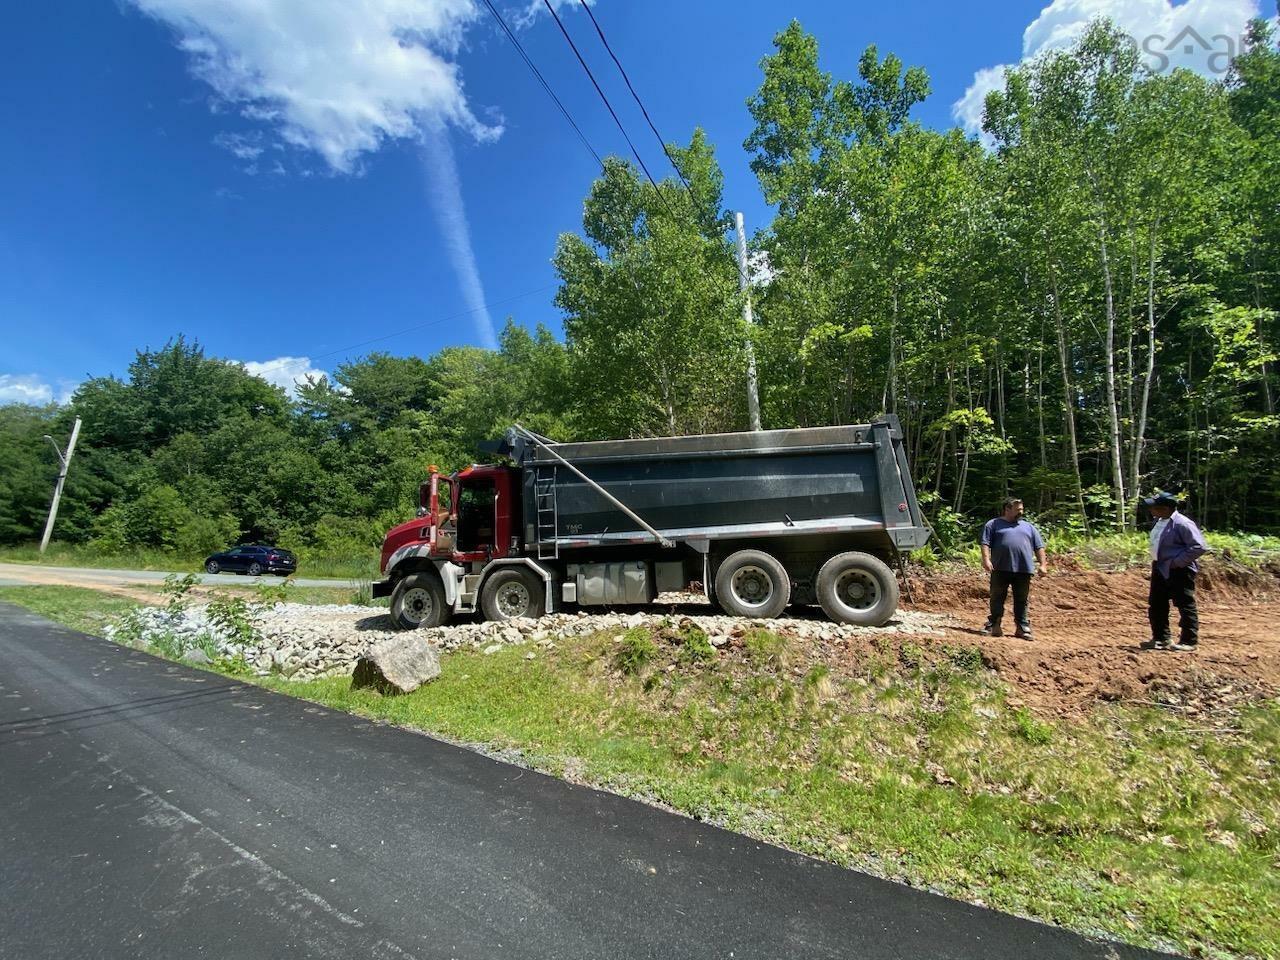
[455,478,497,557]
[429,476,456,556]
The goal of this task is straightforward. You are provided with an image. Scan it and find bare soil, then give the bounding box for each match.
[903,560,1280,715]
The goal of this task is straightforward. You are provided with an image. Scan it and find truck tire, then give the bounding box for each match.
[390,572,450,630]
[816,552,899,627]
[714,550,790,619]
[480,567,546,622]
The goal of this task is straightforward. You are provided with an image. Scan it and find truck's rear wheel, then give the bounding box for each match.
[390,573,450,630]
[480,568,546,622]
[816,552,899,627]
[714,550,790,619]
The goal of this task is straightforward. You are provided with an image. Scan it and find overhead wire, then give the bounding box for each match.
[476,0,603,168]
[575,0,692,194]
[539,0,677,216]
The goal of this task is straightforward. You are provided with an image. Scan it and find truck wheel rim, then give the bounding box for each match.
[496,582,531,618]
[730,565,775,610]
[402,587,434,624]
[835,569,879,611]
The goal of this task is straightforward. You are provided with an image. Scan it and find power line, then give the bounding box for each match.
[309,284,559,363]
[539,0,676,215]
[476,0,603,169]
[576,0,692,193]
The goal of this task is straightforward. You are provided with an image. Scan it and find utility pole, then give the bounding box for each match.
[39,417,81,554]
[735,212,763,432]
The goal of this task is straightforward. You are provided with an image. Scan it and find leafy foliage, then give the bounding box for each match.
[1,16,1277,554]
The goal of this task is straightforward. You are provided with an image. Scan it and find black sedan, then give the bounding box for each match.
[203,545,296,577]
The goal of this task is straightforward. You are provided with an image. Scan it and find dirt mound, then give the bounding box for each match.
[903,561,1280,715]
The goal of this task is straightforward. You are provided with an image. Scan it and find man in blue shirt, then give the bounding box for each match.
[1141,491,1208,652]
[979,497,1048,639]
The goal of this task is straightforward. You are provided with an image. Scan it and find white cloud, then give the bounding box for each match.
[953,0,1266,136]
[0,374,53,405]
[422,133,498,348]
[213,130,263,161]
[126,0,503,173]
[511,0,595,31]
[128,0,514,350]
[240,356,331,397]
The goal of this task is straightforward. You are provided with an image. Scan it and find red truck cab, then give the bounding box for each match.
[376,464,521,595]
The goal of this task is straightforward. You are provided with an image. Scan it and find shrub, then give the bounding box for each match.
[162,573,199,615]
[205,593,261,647]
[615,626,658,675]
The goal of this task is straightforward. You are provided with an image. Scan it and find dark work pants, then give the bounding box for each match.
[1149,563,1198,645]
[988,571,1032,631]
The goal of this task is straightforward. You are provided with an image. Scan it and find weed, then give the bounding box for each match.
[615,627,658,676]
[677,625,716,663]
[162,573,199,614]
[254,579,293,604]
[944,645,985,674]
[1012,707,1053,745]
[206,593,261,646]
[744,629,788,667]
[350,576,374,606]
[898,641,923,670]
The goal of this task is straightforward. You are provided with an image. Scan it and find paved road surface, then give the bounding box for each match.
[0,604,1171,959]
[0,561,351,590]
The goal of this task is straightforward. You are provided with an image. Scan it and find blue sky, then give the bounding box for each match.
[1,0,1267,402]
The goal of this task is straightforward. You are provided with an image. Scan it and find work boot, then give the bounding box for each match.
[1014,626,1033,640]
[980,622,1002,637]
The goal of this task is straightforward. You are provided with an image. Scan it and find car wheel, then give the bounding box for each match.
[205,561,220,574]
[390,573,450,630]
[815,552,899,627]
[480,568,546,622]
[714,550,790,619]
[247,562,263,576]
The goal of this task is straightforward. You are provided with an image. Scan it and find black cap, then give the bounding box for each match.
[1142,492,1178,508]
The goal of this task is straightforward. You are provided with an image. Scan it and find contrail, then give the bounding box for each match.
[421,131,498,351]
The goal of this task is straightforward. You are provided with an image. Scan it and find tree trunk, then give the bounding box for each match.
[1096,219,1128,531]
[1130,221,1158,504]
[1049,260,1090,532]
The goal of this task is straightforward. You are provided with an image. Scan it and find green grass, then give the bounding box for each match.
[4,583,1278,957]
[0,585,142,633]
[0,542,377,580]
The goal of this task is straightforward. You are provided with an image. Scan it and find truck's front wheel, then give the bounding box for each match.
[714,550,790,619]
[480,568,546,622]
[390,573,450,630]
[816,552,899,627]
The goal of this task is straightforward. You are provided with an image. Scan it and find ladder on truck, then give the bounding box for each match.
[534,464,558,559]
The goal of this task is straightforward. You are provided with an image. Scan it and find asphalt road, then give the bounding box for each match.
[0,603,1172,960]
[0,561,350,590]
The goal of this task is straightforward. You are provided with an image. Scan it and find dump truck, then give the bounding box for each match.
[373,416,929,630]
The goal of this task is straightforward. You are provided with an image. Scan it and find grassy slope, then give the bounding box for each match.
[2,586,1276,958]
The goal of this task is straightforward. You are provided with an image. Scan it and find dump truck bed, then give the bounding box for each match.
[504,417,929,555]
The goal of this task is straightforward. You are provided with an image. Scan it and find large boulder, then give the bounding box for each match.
[352,636,441,694]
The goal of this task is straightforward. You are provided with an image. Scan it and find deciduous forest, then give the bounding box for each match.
[2,18,1277,559]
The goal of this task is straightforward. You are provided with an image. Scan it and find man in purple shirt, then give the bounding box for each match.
[979,497,1048,640]
[1142,491,1209,652]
